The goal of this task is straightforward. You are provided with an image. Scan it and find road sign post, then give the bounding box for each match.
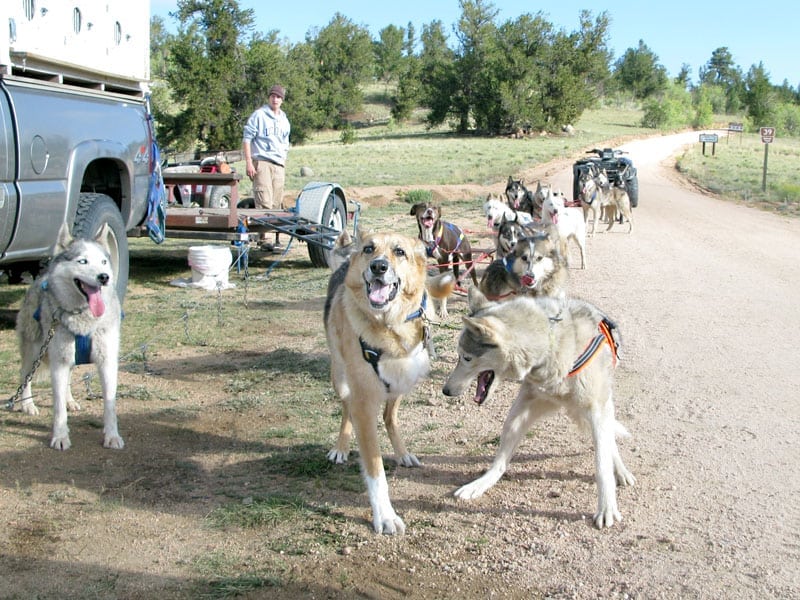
[728,122,744,144]
[760,127,775,192]
[699,133,719,156]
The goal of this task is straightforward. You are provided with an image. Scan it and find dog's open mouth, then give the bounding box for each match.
[549,211,559,224]
[366,278,399,308]
[76,279,106,317]
[520,274,536,288]
[421,216,435,229]
[474,370,495,405]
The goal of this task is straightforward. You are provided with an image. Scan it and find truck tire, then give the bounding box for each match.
[308,192,346,268]
[73,193,130,302]
[208,186,230,209]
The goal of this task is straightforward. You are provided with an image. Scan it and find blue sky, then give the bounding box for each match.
[151,0,798,86]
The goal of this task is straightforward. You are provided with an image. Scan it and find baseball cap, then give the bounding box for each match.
[269,84,286,99]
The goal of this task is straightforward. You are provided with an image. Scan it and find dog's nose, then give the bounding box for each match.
[370,257,389,276]
[97,273,110,286]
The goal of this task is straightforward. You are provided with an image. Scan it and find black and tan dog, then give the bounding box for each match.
[324,231,452,534]
[410,202,478,317]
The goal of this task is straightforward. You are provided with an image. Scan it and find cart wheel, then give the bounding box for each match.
[308,192,347,268]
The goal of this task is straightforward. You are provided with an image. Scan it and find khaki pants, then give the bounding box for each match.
[252,160,285,210]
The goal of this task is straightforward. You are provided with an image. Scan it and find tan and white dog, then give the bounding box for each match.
[15,223,124,450]
[324,230,451,534]
[443,288,635,528]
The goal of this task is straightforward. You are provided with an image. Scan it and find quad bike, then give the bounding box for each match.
[572,147,639,208]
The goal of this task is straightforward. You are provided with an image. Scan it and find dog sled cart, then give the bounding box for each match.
[160,174,355,270]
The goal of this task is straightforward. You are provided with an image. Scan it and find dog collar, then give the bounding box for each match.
[485,291,517,301]
[502,255,515,272]
[405,291,427,321]
[567,318,619,377]
[407,291,431,348]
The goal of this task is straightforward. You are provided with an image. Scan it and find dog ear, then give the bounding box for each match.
[462,314,502,345]
[467,286,492,312]
[94,223,113,255]
[410,203,422,216]
[55,223,73,253]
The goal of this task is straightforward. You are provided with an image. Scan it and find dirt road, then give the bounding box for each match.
[540,131,800,597]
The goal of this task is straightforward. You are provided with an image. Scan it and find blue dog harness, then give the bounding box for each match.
[426,222,465,258]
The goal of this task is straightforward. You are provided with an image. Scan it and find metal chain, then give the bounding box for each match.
[216,282,224,327]
[5,319,57,410]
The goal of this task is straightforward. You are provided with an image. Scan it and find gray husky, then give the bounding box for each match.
[443,288,635,528]
[479,227,568,301]
[15,224,124,450]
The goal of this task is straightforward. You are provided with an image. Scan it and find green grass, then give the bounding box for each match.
[229,106,654,199]
[207,494,312,529]
[676,132,800,213]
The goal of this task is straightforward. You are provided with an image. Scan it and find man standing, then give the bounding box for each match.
[242,84,290,250]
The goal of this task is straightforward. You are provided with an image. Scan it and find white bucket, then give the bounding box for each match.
[188,245,232,288]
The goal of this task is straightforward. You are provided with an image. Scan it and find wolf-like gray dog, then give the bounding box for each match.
[443,288,635,528]
[15,223,124,450]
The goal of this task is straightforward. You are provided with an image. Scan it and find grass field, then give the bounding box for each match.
[229,105,800,213]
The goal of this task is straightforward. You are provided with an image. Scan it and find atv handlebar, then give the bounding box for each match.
[586,147,628,157]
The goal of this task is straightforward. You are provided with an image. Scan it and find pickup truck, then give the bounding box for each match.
[0,1,154,301]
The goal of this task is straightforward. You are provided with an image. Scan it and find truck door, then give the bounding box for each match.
[0,85,19,258]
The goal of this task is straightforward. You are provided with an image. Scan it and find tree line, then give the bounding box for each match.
[150,0,800,153]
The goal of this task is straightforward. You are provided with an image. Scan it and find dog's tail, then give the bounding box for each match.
[426,272,456,300]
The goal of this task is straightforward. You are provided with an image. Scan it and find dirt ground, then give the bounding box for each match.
[1,131,799,599]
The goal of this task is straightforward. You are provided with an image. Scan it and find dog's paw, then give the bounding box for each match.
[50,435,72,451]
[593,504,622,529]
[103,434,125,449]
[67,400,81,412]
[326,449,349,464]
[396,452,421,468]
[374,512,406,535]
[19,399,40,416]
[454,478,492,500]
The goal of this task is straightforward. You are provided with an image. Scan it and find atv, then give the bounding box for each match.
[572,148,639,208]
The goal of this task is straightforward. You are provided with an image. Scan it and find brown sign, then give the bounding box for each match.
[760,127,775,143]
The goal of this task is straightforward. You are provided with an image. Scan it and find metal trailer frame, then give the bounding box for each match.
[159,176,355,269]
